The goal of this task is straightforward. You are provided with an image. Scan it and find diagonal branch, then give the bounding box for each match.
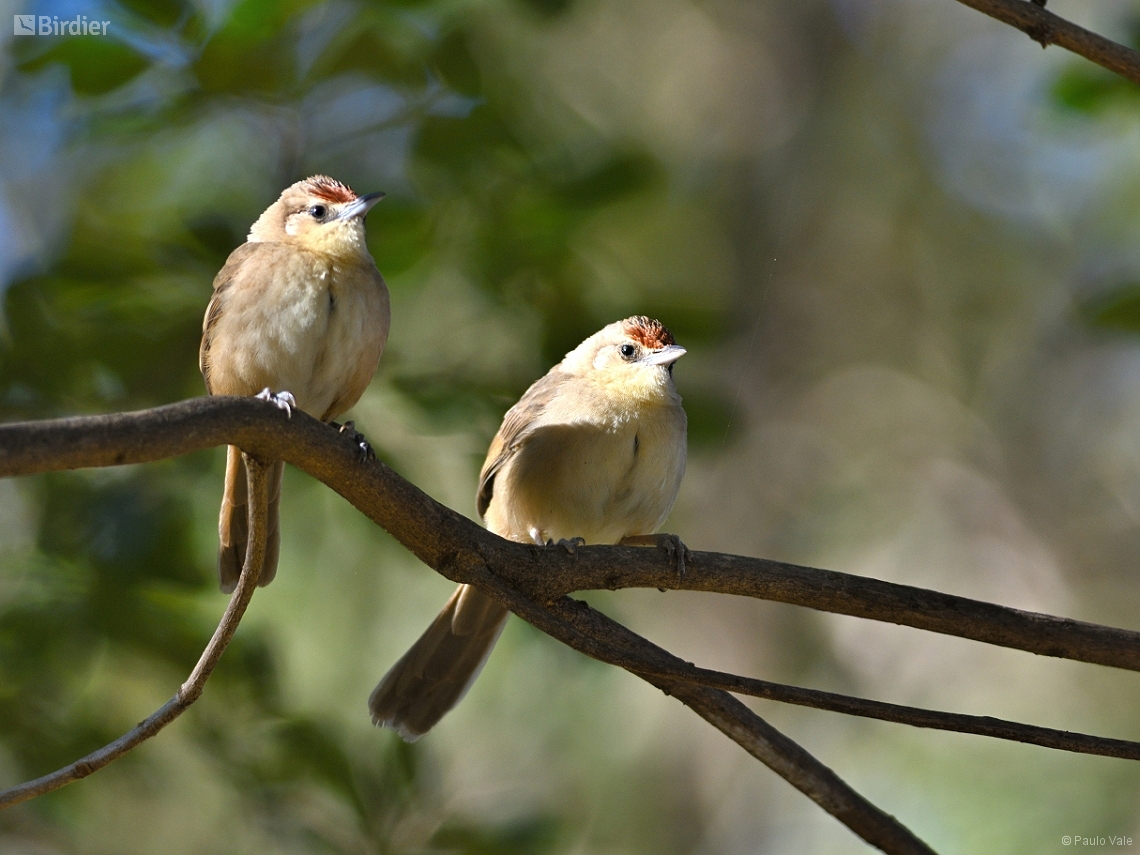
[451,565,1140,847]
[676,666,1140,761]
[5,399,1140,852]
[3,399,1139,674]
[0,453,271,810]
[483,562,1140,762]
[461,568,938,855]
[950,0,1140,86]
[660,683,937,855]
[0,402,942,852]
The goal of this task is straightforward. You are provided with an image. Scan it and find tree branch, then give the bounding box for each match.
[676,666,1140,761]
[5,398,1140,853]
[662,682,937,855]
[3,398,1139,674]
[951,0,1140,86]
[0,453,271,810]
[459,568,938,854]
[525,549,1140,673]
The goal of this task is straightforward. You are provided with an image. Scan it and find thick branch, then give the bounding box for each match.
[526,549,1140,674]
[479,558,1140,762]
[0,454,270,809]
[0,400,942,851]
[660,682,936,855]
[952,0,1140,86]
[461,567,937,855]
[3,398,1140,675]
[6,399,1138,853]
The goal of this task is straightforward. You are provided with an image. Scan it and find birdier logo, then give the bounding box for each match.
[13,14,110,36]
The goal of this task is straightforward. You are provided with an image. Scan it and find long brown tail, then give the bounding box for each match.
[369,584,509,741]
[217,445,283,591]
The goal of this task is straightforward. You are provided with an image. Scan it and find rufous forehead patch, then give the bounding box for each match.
[301,175,357,203]
[623,315,676,349]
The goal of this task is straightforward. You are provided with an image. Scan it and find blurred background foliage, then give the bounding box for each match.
[3,0,1140,851]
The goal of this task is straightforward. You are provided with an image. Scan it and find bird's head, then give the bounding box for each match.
[248,175,384,260]
[564,316,685,405]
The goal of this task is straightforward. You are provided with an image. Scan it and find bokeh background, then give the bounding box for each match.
[2,0,1140,851]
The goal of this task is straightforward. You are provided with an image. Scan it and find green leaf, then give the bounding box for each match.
[116,0,194,28]
[17,37,149,96]
[432,816,563,855]
[1080,284,1140,333]
[430,29,482,97]
[515,0,576,18]
[555,151,663,209]
[193,0,310,94]
[1051,66,1140,115]
[304,6,433,87]
[368,200,433,275]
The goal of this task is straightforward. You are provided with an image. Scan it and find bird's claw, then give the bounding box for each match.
[552,537,586,556]
[658,533,692,579]
[256,388,297,418]
[621,532,692,579]
[337,420,375,463]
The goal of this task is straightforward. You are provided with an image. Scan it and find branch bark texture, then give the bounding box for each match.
[4,398,1140,673]
[4,398,1139,854]
[952,0,1140,86]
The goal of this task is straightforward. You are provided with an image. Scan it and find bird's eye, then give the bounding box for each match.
[309,205,328,219]
[619,343,637,359]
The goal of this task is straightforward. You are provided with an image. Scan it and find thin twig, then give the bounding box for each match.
[461,569,938,855]
[660,682,937,855]
[645,662,1140,761]
[459,568,1140,849]
[951,0,1140,86]
[485,564,1140,763]
[0,454,270,810]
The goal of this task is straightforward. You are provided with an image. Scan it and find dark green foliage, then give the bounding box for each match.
[1050,20,1140,115]
[1080,283,1140,333]
[17,39,150,96]
[1052,67,1138,115]
[432,815,564,855]
[0,0,734,848]
[368,199,434,276]
[515,0,576,19]
[430,30,483,98]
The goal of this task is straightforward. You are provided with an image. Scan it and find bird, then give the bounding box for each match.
[369,315,687,740]
[200,175,390,592]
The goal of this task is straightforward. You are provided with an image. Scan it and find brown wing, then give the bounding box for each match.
[199,242,263,393]
[476,367,572,520]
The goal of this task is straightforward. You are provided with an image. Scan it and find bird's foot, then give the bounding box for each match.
[620,533,692,579]
[547,536,586,556]
[256,388,297,418]
[337,420,375,462]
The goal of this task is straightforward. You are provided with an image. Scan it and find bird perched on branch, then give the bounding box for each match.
[200,175,390,591]
[369,316,687,740]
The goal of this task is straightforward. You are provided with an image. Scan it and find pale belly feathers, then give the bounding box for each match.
[485,404,686,545]
[211,251,389,421]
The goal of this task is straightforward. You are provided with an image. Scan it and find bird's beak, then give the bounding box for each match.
[641,344,686,366]
[337,191,386,221]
